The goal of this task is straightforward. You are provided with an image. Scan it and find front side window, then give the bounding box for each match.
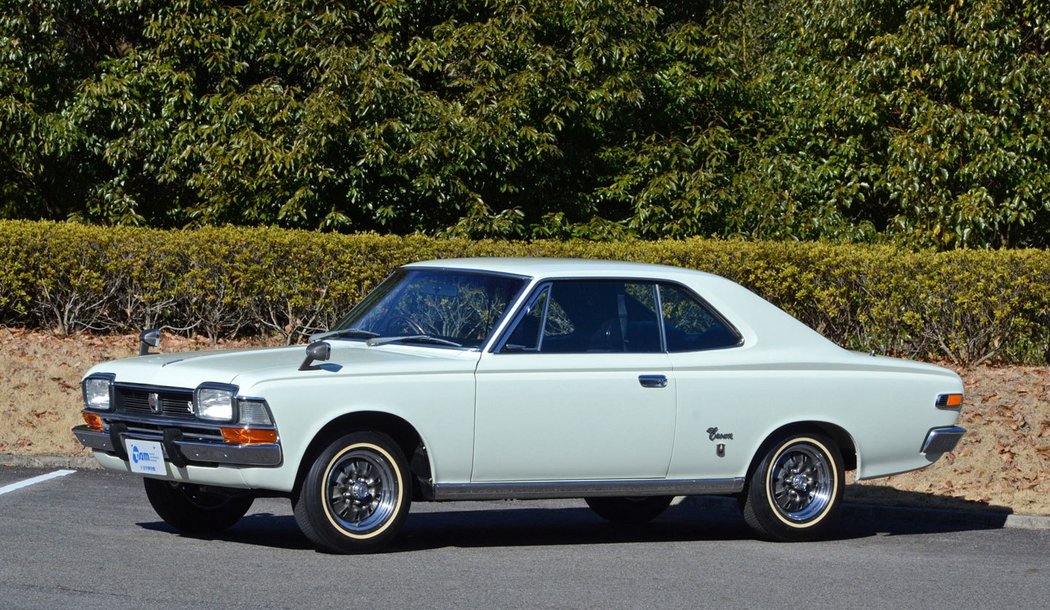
[503,280,662,353]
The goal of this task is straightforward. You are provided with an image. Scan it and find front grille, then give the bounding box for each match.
[114,385,195,420]
[122,421,223,443]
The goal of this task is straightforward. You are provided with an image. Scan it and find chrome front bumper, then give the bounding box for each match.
[73,425,282,467]
[921,426,966,455]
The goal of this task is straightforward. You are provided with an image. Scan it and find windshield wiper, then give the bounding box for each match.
[366,335,463,348]
[310,328,380,341]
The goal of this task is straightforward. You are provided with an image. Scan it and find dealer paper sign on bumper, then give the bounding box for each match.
[125,439,165,475]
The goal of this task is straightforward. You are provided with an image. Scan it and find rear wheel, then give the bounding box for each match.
[585,496,673,524]
[143,478,254,534]
[741,432,843,542]
[294,432,411,553]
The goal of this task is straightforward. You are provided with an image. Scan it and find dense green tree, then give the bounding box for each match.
[2,1,1049,247]
[56,0,741,235]
[741,0,1050,247]
[0,1,143,220]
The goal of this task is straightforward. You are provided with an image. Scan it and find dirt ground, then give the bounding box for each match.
[2,327,1047,514]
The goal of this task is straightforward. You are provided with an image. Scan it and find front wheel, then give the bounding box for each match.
[585,496,673,524]
[293,432,411,553]
[143,478,254,534]
[741,432,844,542]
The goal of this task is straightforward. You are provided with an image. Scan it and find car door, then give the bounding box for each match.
[472,279,676,482]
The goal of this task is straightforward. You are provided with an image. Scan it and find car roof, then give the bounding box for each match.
[404,257,717,280]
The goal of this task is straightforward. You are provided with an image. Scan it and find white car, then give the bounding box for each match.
[74,258,965,552]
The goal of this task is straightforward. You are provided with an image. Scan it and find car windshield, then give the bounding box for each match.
[330,269,527,349]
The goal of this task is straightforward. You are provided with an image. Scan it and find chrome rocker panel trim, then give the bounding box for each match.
[73,425,282,467]
[432,477,745,501]
[920,425,966,455]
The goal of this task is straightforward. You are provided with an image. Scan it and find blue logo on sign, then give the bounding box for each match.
[131,445,154,464]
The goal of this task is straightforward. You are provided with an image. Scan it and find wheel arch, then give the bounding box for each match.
[743,421,857,486]
[293,411,433,502]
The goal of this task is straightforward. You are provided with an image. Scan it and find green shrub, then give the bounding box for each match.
[1,220,1047,364]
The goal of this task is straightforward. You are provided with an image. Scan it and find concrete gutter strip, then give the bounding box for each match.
[994,514,1050,531]
[3,454,1048,530]
[0,454,101,471]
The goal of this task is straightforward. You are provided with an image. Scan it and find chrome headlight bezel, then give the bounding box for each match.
[82,374,115,411]
[193,383,239,422]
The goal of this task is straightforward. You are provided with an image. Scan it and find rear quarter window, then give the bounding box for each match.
[659,283,742,352]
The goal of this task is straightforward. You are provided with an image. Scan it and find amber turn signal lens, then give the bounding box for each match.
[936,393,964,408]
[83,412,104,431]
[220,427,277,445]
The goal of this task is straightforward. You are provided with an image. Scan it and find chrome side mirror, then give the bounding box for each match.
[138,329,161,356]
[298,341,331,371]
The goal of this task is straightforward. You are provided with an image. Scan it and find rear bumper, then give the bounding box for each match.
[921,426,966,455]
[73,425,281,467]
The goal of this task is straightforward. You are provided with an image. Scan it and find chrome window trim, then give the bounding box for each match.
[490,276,745,354]
[656,282,744,353]
[491,281,554,353]
[653,282,668,352]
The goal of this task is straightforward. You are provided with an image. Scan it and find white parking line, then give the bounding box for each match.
[0,469,76,496]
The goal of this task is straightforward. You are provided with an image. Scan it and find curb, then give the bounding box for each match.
[0,454,101,471]
[3,454,1049,531]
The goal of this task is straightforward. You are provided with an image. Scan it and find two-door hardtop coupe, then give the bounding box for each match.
[74,258,965,552]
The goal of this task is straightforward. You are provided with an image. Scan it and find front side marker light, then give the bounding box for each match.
[936,393,964,408]
[221,428,278,445]
[83,412,104,432]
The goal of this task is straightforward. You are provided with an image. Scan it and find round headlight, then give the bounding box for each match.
[83,377,113,411]
[194,385,237,422]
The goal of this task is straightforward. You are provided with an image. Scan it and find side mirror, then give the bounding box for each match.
[299,341,331,371]
[139,329,161,356]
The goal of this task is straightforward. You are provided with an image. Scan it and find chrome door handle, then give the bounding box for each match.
[638,375,667,388]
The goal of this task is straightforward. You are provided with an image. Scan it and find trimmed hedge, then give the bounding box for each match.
[2,220,1047,365]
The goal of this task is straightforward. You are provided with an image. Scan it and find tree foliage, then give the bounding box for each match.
[2,1,1049,247]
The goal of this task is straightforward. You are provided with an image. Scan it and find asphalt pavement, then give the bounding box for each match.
[1,466,1048,609]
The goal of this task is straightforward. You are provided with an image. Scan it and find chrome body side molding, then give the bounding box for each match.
[432,477,745,501]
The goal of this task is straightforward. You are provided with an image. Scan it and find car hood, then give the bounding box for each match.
[85,342,482,392]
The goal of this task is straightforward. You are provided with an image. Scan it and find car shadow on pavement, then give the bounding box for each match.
[137,490,1015,553]
[843,483,1014,516]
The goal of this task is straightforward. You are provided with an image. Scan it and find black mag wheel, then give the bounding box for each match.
[585,496,674,524]
[143,478,254,534]
[741,432,844,542]
[294,431,411,553]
